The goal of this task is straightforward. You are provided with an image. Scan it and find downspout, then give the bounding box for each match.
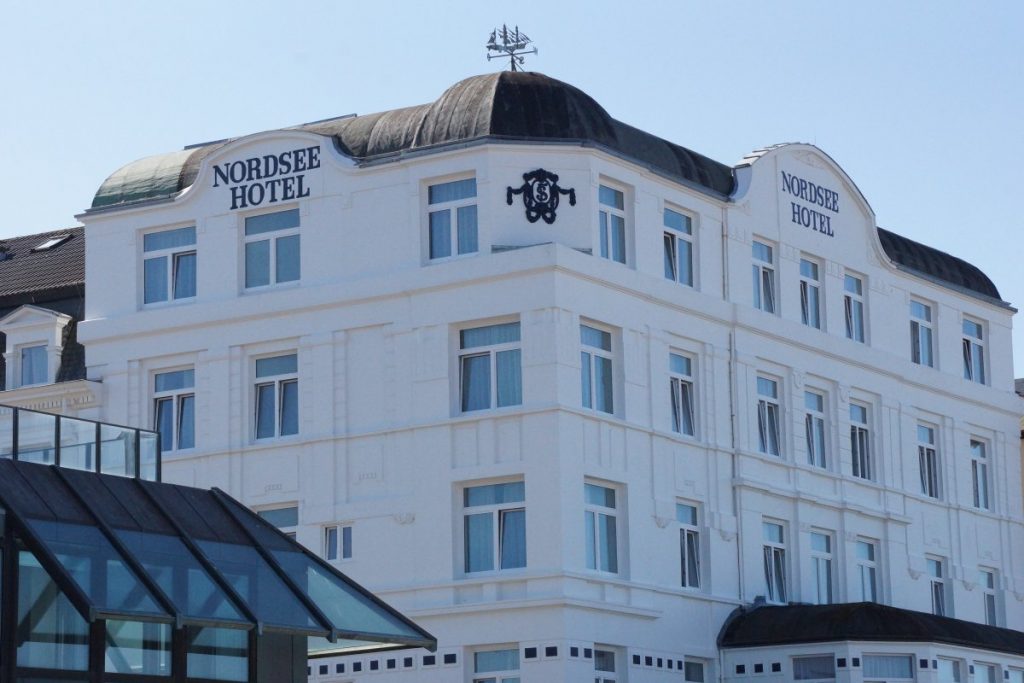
[722,207,745,607]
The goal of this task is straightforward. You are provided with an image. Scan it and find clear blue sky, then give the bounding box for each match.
[2,1,1022,376]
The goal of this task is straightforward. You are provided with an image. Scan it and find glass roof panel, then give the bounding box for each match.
[26,519,167,618]
[115,529,248,625]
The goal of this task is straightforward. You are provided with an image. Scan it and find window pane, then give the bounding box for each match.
[664,208,691,234]
[255,384,275,439]
[585,510,597,570]
[599,211,609,258]
[186,626,248,682]
[610,214,626,263]
[244,239,270,288]
[461,322,521,348]
[155,369,194,392]
[280,380,298,436]
[475,649,519,673]
[763,522,783,543]
[465,482,525,506]
[844,274,862,295]
[17,410,57,464]
[752,241,772,262]
[499,508,526,569]
[256,354,297,377]
[429,210,452,259]
[257,506,298,528]
[59,417,97,472]
[599,185,624,209]
[144,226,196,251]
[105,620,172,676]
[496,349,522,407]
[670,353,691,375]
[599,513,617,572]
[464,512,494,572]
[581,352,592,408]
[595,356,614,414]
[245,209,299,235]
[173,251,197,298]
[676,503,697,525]
[678,238,693,286]
[100,423,137,477]
[17,551,89,670]
[429,178,476,204]
[275,234,300,283]
[863,655,912,678]
[580,325,612,350]
[144,256,169,303]
[461,354,491,412]
[664,233,677,280]
[178,395,195,449]
[156,398,174,452]
[325,527,338,560]
[457,205,478,254]
[757,377,777,398]
[21,345,48,386]
[793,655,835,680]
[585,484,616,508]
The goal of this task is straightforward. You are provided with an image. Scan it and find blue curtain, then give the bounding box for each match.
[275,234,300,283]
[144,257,168,303]
[178,395,195,449]
[429,211,451,259]
[496,350,521,407]
[174,252,197,299]
[244,240,270,288]
[280,381,298,436]
[457,205,478,255]
[499,509,526,569]
[464,513,493,572]
[461,355,490,411]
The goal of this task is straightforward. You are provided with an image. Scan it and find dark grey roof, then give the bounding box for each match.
[0,226,84,307]
[718,602,1024,656]
[877,227,1002,302]
[1014,378,1024,397]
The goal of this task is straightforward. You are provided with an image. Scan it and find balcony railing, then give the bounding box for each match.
[0,404,160,480]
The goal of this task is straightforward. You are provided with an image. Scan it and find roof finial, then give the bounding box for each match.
[486,24,537,72]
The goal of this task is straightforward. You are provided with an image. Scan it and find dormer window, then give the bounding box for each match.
[1,305,72,392]
[19,345,47,386]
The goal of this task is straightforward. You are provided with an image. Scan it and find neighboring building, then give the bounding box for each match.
[18,70,1023,681]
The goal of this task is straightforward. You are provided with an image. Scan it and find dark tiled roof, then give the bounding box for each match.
[877,227,1002,302]
[718,602,1024,656]
[1015,378,1024,397]
[0,227,84,307]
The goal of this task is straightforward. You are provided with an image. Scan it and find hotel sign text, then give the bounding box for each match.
[213,145,320,210]
[780,170,837,237]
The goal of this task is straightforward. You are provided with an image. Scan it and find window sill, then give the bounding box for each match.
[142,297,196,310]
[425,251,480,266]
[243,280,301,294]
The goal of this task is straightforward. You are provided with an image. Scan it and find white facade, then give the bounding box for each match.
[68,96,1024,681]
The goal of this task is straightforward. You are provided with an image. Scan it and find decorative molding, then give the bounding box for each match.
[718,529,736,542]
[837,384,850,403]
[908,568,922,580]
[392,512,415,525]
[790,370,805,390]
[962,580,977,591]
[506,169,576,224]
[654,515,672,529]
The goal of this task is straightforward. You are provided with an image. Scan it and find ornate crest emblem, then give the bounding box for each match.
[506,168,576,224]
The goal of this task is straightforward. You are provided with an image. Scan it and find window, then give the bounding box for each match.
[684,660,706,682]
[463,482,525,573]
[584,483,618,573]
[762,521,787,603]
[143,226,196,304]
[793,655,835,680]
[663,207,693,286]
[863,655,913,680]
[844,274,865,342]
[669,352,695,436]
[472,648,519,683]
[20,344,47,386]
[598,185,626,264]
[154,369,195,451]
[752,240,776,313]
[980,568,998,626]
[937,658,962,682]
[1009,670,1024,683]
[928,557,948,616]
[971,439,990,510]
[910,300,934,367]
[856,539,879,602]
[975,664,997,683]
[677,502,700,589]
[258,505,298,540]
[799,258,821,329]
[324,525,352,561]
[810,531,834,604]
[594,648,617,683]
[756,376,781,456]
[244,208,299,288]
[459,322,521,412]
[804,390,827,468]
[918,424,940,499]
[850,403,872,480]
[962,318,986,384]
[254,353,298,439]
[428,178,477,259]
[32,234,72,251]
[581,324,614,414]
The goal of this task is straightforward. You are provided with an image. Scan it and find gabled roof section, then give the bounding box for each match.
[718,602,1024,656]
[0,226,83,307]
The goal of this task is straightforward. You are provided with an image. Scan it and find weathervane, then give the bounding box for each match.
[486,24,537,72]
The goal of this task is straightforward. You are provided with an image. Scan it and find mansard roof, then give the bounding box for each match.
[718,602,1024,656]
[877,227,1002,302]
[0,226,83,307]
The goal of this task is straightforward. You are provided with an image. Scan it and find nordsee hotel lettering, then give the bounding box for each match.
[780,169,837,236]
[213,144,320,210]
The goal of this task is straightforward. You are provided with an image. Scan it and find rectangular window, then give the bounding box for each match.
[757,376,781,456]
[910,300,934,367]
[762,521,787,603]
[799,258,821,329]
[937,658,962,682]
[1009,670,1024,683]
[669,352,695,436]
[844,274,865,342]
[918,424,940,499]
[677,503,700,589]
[459,322,521,412]
[463,482,526,573]
[928,557,947,616]
[980,568,998,626]
[856,539,879,602]
[971,439,991,510]
[254,353,298,439]
[594,648,617,683]
[324,525,352,561]
[804,390,827,468]
[20,344,47,386]
[143,226,196,304]
[473,648,520,683]
[154,369,195,451]
[863,655,913,680]
[684,660,706,682]
[258,505,298,540]
[975,664,997,683]
[850,403,872,480]
[962,318,986,383]
[663,207,693,286]
[598,185,626,264]
[584,483,618,573]
[244,209,300,288]
[752,240,776,313]
[793,655,836,680]
[810,531,834,604]
[428,178,477,259]
[581,324,614,414]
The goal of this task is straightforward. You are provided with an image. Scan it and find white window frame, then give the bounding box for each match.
[762,520,787,603]
[756,376,781,456]
[580,322,615,415]
[752,240,777,314]
[142,225,197,306]
[804,389,827,469]
[669,351,696,437]
[243,207,300,290]
[598,183,628,265]
[928,556,948,616]
[426,176,477,261]
[471,646,520,683]
[974,663,998,683]
[937,657,963,682]
[324,524,352,562]
[799,257,822,329]
[663,205,694,287]
[856,538,879,602]
[593,647,619,683]
[844,273,866,343]
[458,321,522,413]
[17,343,48,387]
[684,659,707,682]
[677,501,701,589]
[962,317,987,383]
[910,299,934,367]
[850,402,873,481]
[153,368,195,452]
[980,567,999,626]
[918,423,940,499]
[462,480,526,574]
[253,353,299,440]
[584,481,620,574]
[863,654,914,681]
[793,654,836,680]
[810,530,834,604]
[970,438,991,510]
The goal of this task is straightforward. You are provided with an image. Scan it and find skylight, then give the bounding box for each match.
[32,234,72,251]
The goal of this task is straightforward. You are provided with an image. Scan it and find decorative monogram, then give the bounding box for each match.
[506,168,576,224]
